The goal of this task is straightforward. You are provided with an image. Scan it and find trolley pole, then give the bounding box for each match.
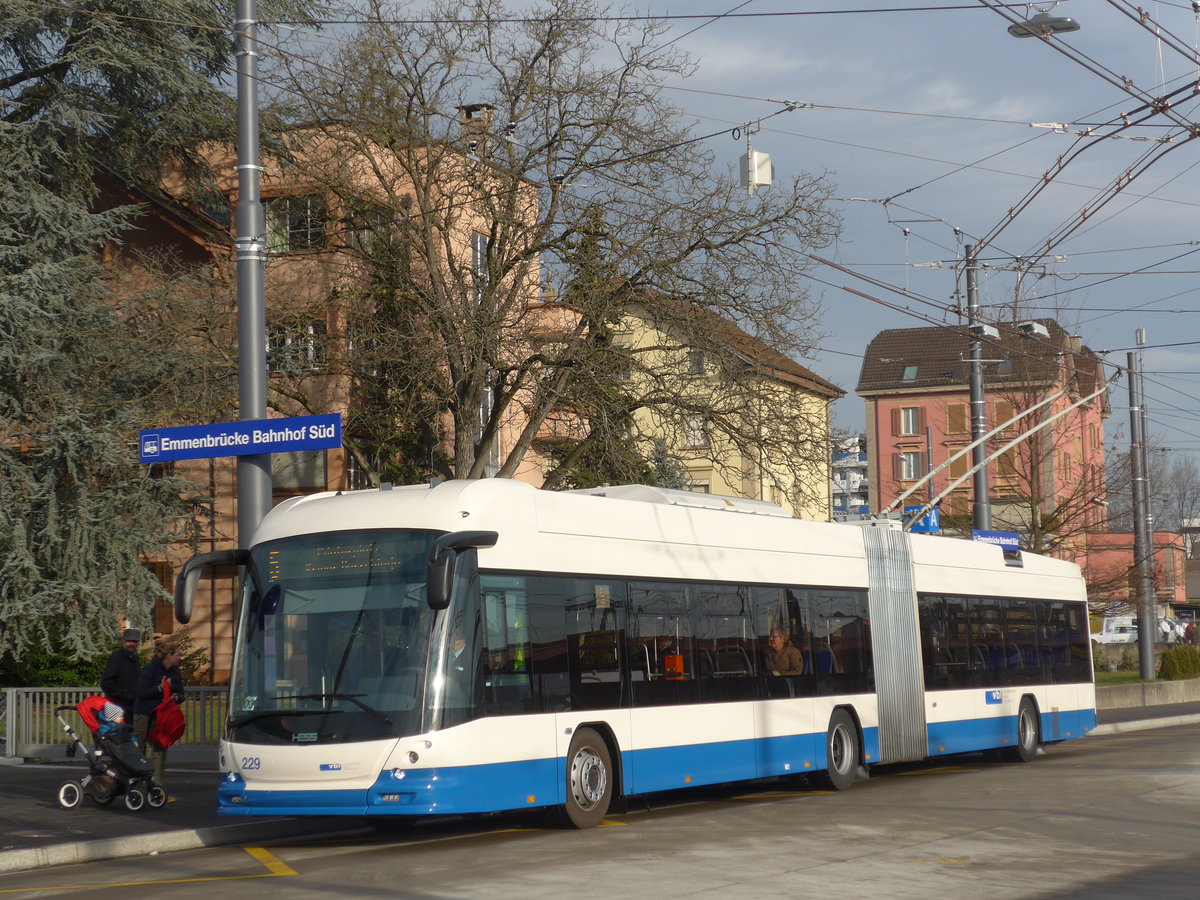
[234,0,272,546]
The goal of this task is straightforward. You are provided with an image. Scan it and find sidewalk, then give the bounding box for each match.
[3,702,1198,876]
[0,754,364,875]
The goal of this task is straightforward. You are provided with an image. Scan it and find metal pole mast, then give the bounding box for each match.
[1129,335,1155,680]
[234,0,271,547]
[965,244,992,530]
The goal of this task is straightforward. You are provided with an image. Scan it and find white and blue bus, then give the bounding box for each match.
[174,479,1095,827]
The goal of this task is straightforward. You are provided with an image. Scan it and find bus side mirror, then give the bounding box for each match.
[426,531,498,611]
[174,549,249,624]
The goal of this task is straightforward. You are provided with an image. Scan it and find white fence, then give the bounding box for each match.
[2,686,227,759]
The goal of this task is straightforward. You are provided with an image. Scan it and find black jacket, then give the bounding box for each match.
[100,648,140,714]
[133,655,185,718]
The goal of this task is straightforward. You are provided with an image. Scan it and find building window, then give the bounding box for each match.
[686,349,705,376]
[997,448,1019,479]
[993,399,1016,433]
[892,406,923,437]
[345,202,391,256]
[902,365,919,381]
[272,449,328,491]
[472,233,489,303]
[946,402,968,435]
[895,451,923,481]
[346,451,373,491]
[267,320,327,371]
[613,335,633,382]
[265,194,327,253]
[684,416,710,449]
[947,445,969,479]
[145,561,174,636]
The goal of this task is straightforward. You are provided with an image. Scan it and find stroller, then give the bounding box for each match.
[53,697,166,811]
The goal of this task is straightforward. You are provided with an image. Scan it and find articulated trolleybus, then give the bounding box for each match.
[174,479,1095,827]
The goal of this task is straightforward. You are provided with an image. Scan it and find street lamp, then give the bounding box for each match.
[1007,8,1080,39]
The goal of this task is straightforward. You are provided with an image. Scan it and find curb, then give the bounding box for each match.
[1090,712,1200,736]
[0,816,367,875]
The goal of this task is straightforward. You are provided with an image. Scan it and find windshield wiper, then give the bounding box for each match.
[227,707,344,729]
[290,692,395,727]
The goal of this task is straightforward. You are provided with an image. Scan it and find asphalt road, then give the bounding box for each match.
[3,723,1200,898]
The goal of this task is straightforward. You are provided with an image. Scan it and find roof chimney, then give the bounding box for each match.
[458,104,495,158]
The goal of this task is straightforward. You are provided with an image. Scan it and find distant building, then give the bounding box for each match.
[1083,530,1187,618]
[856,319,1108,549]
[832,435,869,521]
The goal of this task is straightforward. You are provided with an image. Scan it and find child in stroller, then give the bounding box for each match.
[54,697,167,811]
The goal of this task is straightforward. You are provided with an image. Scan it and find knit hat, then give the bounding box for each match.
[122,629,141,642]
[101,701,125,724]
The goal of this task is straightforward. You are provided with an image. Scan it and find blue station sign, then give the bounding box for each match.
[903,505,940,534]
[139,414,341,463]
[970,529,1021,550]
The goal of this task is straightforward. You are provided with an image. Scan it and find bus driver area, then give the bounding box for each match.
[175,479,1095,827]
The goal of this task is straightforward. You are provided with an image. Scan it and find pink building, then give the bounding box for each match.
[1082,530,1187,615]
[856,320,1109,552]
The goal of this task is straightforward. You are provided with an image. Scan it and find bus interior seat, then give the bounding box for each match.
[714,648,751,676]
[816,648,838,675]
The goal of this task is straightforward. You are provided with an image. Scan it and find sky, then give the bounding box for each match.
[633,0,1200,463]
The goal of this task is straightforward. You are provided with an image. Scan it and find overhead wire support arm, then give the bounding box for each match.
[900,380,1116,533]
[878,388,1069,518]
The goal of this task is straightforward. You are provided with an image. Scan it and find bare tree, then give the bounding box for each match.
[263,0,840,487]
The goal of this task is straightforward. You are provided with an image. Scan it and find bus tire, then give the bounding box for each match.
[561,727,613,829]
[1002,697,1041,763]
[814,709,859,791]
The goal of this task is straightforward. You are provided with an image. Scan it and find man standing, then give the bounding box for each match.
[100,629,141,721]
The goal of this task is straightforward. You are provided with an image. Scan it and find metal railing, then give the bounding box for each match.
[2,686,227,759]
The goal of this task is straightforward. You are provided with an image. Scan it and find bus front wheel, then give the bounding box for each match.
[561,727,613,829]
[814,709,860,791]
[1002,698,1041,763]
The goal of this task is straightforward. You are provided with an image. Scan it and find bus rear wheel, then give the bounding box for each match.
[1002,698,1041,763]
[561,727,613,829]
[814,709,859,791]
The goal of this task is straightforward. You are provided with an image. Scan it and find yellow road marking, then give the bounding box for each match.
[732,791,822,800]
[243,846,298,876]
[0,846,295,893]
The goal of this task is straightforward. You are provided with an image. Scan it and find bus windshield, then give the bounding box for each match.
[228,529,440,745]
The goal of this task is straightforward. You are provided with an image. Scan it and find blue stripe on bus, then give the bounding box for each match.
[926,707,1096,757]
[216,709,1093,816]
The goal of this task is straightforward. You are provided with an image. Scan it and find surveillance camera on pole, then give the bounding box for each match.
[1017,320,1050,339]
[968,323,1000,340]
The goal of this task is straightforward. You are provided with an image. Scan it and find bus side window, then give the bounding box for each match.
[566,580,626,711]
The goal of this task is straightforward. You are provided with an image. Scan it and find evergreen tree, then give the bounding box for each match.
[0,1,320,663]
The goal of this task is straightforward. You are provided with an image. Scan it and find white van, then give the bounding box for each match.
[1092,616,1138,645]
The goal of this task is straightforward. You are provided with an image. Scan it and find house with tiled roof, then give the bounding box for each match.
[856,319,1109,552]
[617,299,845,520]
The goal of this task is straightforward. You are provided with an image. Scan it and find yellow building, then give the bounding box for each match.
[617,301,843,521]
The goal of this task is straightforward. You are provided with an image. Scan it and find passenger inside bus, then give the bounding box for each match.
[766,628,805,676]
